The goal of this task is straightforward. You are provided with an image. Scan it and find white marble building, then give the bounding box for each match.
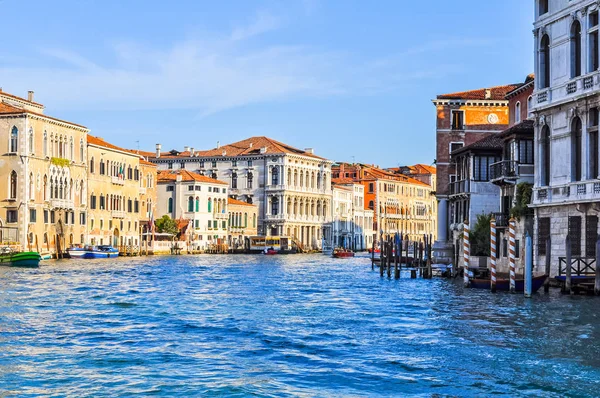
[531,0,600,274]
[147,137,333,250]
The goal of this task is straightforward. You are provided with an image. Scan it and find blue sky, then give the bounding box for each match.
[1,0,533,167]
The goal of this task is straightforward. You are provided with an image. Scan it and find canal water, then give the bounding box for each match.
[1,254,600,397]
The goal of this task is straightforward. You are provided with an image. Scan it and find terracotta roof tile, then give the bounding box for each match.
[227,197,255,207]
[451,134,504,156]
[157,170,228,185]
[0,91,44,107]
[0,102,87,129]
[437,84,521,101]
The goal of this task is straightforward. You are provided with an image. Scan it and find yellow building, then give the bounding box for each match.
[227,197,258,249]
[87,135,157,250]
[0,90,88,256]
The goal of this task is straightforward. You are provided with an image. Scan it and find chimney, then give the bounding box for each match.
[217,141,220,149]
[249,142,253,148]
[156,143,162,158]
[184,146,190,153]
[222,150,227,156]
[260,146,267,154]
[304,148,314,154]
[485,88,492,99]
[27,91,34,102]
[190,147,194,157]
[176,174,182,182]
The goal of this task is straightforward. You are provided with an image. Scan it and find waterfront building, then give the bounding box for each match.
[387,164,437,188]
[0,90,88,255]
[490,76,535,273]
[148,137,333,250]
[332,163,436,242]
[531,0,600,275]
[86,135,158,249]
[156,170,229,250]
[227,197,258,249]
[331,179,374,250]
[431,84,519,263]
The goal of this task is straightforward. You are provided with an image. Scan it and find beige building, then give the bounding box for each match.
[87,135,157,250]
[227,197,258,249]
[0,90,88,255]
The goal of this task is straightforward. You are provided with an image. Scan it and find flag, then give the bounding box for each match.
[119,165,124,179]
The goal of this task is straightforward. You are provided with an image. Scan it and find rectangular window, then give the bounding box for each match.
[590,30,599,72]
[80,212,86,225]
[195,220,199,228]
[127,200,132,213]
[64,212,69,225]
[222,188,226,193]
[99,196,105,209]
[449,142,464,155]
[166,186,174,192]
[451,110,464,130]
[591,130,599,178]
[195,186,201,191]
[7,210,17,223]
[50,211,55,224]
[248,160,253,167]
[212,161,217,168]
[474,156,498,181]
[208,187,212,192]
[70,212,75,225]
[518,140,534,164]
[208,220,211,229]
[134,200,139,213]
[222,221,226,229]
[568,216,582,256]
[515,240,520,258]
[502,238,508,258]
[188,186,194,191]
[591,11,599,27]
[44,210,49,224]
[29,209,36,223]
[232,160,237,167]
[168,163,173,169]
[538,0,548,16]
[199,161,205,168]
[586,215,598,257]
[213,220,217,229]
[368,183,374,193]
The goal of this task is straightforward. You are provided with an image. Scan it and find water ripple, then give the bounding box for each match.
[1,255,600,396]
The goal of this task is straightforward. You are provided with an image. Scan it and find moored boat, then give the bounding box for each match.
[67,245,119,259]
[0,248,41,268]
[263,248,278,255]
[469,274,547,292]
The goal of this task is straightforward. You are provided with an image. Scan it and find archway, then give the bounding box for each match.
[113,228,120,247]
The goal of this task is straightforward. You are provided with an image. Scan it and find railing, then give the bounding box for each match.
[537,90,548,103]
[111,176,125,186]
[111,210,125,219]
[537,188,548,200]
[492,212,509,228]
[566,81,577,94]
[449,179,470,195]
[50,199,74,209]
[490,160,517,181]
[558,257,596,276]
[584,76,594,90]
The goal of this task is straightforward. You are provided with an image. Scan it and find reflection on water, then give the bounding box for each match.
[1,254,600,397]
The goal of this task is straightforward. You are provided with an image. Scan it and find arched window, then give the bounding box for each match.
[247,172,253,189]
[570,21,582,78]
[43,132,48,157]
[80,139,84,162]
[272,167,279,185]
[541,125,551,186]
[29,128,34,154]
[271,197,279,215]
[10,171,17,199]
[253,214,256,228]
[100,159,105,175]
[43,175,47,201]
[211,172,217,180]
[527,96,533,119]
[70,137,74,160]
[29,173,34,200]
[515,102,521,124]
[168,197,173,214]
[195,196,200,212]
[244,213,248,227]
[540,35,550,89]
[188,196,194,212]
[90,157,95,173]
[208,198,212,213]
[368,200,374,210]
[231,172,237,189]
[571,117,582,181]
[10,126,18,153]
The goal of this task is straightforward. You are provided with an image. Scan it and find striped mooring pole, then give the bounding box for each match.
[490,217,497,293]
[509,218,517,293]
[463,220,470,287]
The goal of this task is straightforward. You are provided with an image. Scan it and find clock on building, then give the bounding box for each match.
[487,113,499,124]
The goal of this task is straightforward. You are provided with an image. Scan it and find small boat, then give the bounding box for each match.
[263,248,278,255]
[469,274,547,292]
[68,245,119,259]
[0,247,41,267]
[333,248,355,258]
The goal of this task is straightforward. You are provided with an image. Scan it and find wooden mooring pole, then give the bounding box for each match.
[508,218,517,293]
[371,238,375,271]
[595,236,600,296]
[565,235,572,294]
[394,234,400,279]
[387,237,392,278]
[524,232,533,298]
[544,238,551,293]
[463,221,470,287]
[490,217,497,293]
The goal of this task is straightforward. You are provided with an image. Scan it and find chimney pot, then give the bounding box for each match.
[184,146,190,153]
[27,91,34,102]
[190,147,194,157]
[217,141,220,149]
[249,142,253,148]
[485,88,491,99]
[304,148,314,154]
[155,143,162,158]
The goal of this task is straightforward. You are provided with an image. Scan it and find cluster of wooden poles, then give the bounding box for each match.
[371,233,434,279]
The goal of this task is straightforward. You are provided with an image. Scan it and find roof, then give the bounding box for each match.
[0,102,88,129]
[505,74,535,99]
[87,135,138,155]
[498,119,534,139]
[436,84,521,101]
[331,177,357,185]
[0,90,44,107]
[227,197,255,207]
[451,134,504,156]
[139,158,157,167]
[157,169,228,185]
[151,136,325,160]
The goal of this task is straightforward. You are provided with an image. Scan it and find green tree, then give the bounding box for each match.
[510,182,533,220]
[471,213,492,257]
[155,215,179,236]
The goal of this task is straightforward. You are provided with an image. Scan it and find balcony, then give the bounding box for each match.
[50,199,74,210]
[533,71,599,111]
[111,210,125,219]
[449,179,470,196]
[533,181,600,206]
[214,212,228,219]
[111,176,125,186]
[492,212,509,228]
[490,161,534,185]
